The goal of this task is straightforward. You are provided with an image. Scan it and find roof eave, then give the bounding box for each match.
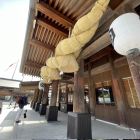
[19,0,35,73]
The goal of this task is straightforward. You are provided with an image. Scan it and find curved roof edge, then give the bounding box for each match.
[20,0,35,73]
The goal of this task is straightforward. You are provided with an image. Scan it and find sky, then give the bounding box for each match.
[0,0,40,81]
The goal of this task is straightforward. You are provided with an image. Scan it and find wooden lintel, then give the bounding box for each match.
[82,32,111,60]
[63,75,73,78]
[63,73,74,78]
[37,19,68,38]
[59,80,74,85]
[82,14,117,60]
[30,39,55,51]
[36,1,75,27]
[89,49,109,63]
[89,14,117,45]
[105,46,115,51]
[25,61,43,70]
[109,0,124,10]
[21,86,38,90]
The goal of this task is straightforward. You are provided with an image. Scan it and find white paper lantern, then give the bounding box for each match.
[38,81,45,90]
[109,13,140,55]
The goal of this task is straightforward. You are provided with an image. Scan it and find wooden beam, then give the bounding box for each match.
[89,49,109,63]
[82,2,135,60]
[25,61,43,70]
[105,46,115,51]
[21,81,39,86]
[109,0,124,10]
[59,80,74,85]
[82,32,111,60]
[88,14,117,46]
[38,16,68,36]
[36,1,75,27]
[82,1,134,59]
[63,73,74,78]
[21,86,39,90]
[30,39,55,51]
[37,19,68,38]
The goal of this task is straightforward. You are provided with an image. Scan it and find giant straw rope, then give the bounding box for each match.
[41,0,110,83]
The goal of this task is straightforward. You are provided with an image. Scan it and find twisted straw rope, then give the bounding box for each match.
[41,0,110,81]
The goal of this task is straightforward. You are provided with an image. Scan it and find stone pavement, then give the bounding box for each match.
[9,105,136,139]
[0,102,18,139]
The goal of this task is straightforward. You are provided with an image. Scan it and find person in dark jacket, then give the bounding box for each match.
[15,94,29,123]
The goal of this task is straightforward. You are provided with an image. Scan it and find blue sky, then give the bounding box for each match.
[0,0,40,81]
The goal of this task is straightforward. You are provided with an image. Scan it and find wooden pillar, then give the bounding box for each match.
[108,51,128,127]
[88,63,96,116]
[32,88,39,109]
[68,59,92,139]
[49,80,58,106]
[70,88,72,102]
[42,84,49,104]
[126,49,140,102]
[126,49,140,137]
[37,90,43,103]
[58,84,61,103]
[32,90,37,102]
[30,91,35,109]
[39,84,49,115]
[65,84,68,103]
[73,59,85,113]
[34,88,39,102]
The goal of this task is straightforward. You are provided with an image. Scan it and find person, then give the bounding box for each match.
[15,94,29,123]
[8,96,13,108]
[14,95,18,109]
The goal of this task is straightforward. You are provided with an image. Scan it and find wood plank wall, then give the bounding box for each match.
[84,65,140,128]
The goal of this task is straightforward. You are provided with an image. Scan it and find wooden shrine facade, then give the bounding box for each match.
[58,44,140,129]
[83,47,140,129]
[20,0,140,136]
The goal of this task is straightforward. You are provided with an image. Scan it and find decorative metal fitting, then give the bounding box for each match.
[126,48,140,58]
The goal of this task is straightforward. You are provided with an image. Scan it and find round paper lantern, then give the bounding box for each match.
[38,81,45,90]
[109,13,140,55]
